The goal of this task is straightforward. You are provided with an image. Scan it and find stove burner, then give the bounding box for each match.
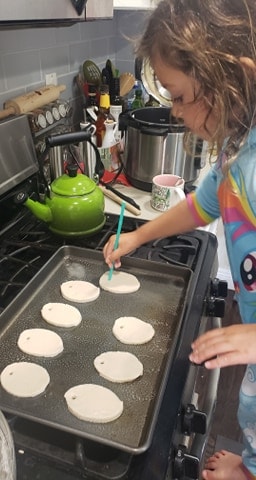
[147,235,200,268]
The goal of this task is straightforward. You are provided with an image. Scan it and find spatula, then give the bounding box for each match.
[83,60,101,86]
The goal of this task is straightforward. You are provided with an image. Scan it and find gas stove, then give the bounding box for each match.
[0,205,227,480]
[0,114,227,480]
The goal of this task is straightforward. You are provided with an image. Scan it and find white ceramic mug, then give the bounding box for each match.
[151,174,185,212]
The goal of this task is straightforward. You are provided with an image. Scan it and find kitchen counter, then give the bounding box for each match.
[103,164,217,227]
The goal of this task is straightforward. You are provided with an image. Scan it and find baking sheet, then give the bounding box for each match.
[0,246,192,454]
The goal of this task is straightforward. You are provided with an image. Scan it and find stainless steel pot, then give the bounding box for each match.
[120,107,206,192]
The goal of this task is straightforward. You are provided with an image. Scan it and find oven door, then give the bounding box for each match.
[170,316,221,480]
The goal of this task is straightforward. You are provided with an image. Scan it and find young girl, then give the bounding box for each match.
[103,1,256,479]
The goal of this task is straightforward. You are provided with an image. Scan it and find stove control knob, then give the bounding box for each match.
[205,296,226,317]
[14,191,28,205]
[182,403,206,435]
[210,278,228,298]
[173,444,199,479]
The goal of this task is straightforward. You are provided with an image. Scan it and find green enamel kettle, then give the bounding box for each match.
[15,130,106,237]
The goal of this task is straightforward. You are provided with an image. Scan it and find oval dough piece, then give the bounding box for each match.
[1,362,50,398]
[64,384,123,423]
[60,280,100,303]
[94,351,143,383]
[41,302,82,328]
[17,328,63,357]
[113,316,155,345]
[99,271,140,294]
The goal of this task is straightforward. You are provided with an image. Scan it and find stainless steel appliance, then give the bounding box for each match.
[0,0,113,26]
[0,115,227,480]
[120,107,206,192]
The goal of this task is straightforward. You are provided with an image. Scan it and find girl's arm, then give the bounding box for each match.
[103,198,197,268]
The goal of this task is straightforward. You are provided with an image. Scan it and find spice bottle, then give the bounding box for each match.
[110,77,123,143]
[95,86,115,147]
[131,88,145,109]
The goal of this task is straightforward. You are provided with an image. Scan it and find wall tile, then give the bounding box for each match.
[40,45,70,77]
[0,9,143,122]
[4,51,41,90]
[69,41,92,73]
[0,27,56,52]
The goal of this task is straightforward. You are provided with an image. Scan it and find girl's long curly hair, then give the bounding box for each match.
[136,0,256,160]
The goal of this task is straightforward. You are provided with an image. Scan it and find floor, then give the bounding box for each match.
[205,290,246,460]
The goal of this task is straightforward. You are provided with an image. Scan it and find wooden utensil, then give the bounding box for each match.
[0,84,66,120]
[120,72,135,97]
[100,185,141,216]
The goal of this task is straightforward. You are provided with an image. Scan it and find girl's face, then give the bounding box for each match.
[152,56,218,141]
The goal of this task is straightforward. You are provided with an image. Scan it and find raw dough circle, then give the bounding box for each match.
[99,271,140,294]
[17,328,63,357]
[1,362,50,398]
[113,316,155,345]
[94,351,143,383]
[41,302,82,328]
[64,384,123,423]
[60,280,100,303]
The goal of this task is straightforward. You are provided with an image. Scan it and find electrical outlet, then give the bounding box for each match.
[45,73,57,86]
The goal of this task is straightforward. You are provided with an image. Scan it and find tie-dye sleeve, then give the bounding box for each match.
[187,166,221,227]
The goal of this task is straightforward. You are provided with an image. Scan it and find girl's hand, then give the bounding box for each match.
[103,231,140,269]
[189,324,256,369]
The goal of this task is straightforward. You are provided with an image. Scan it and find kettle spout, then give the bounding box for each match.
[15,192,52,224]
[25,197,52,223]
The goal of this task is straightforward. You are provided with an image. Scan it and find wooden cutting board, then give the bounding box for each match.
[0,84,66,120]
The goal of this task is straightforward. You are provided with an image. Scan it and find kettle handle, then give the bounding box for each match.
[46,128,105,182]
[88,137,105,182]
[46,130,92,147]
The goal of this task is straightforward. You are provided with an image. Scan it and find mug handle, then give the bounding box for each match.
[174,186,186,201]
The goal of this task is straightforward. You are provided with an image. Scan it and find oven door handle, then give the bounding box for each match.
[188,365,220,473]
[173,366,220,479]
[173,317,221,480]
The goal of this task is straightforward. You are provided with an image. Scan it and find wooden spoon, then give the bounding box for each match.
[120,72,135,97]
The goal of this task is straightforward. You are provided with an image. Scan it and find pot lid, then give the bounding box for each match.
[141,58,172,107]
[51,165,96,196]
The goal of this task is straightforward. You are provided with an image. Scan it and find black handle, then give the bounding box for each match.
[101,182,141,210]
[45,131,105,182]
[46,131,92,148]
[70,0,87,16]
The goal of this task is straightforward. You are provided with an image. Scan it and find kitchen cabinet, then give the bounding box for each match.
[0,0,113,25]
[0,0,86,25]
[114,0,159,9]
[86,0,113,19]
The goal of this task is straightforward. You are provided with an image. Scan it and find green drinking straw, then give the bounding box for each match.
[108,201,126,281]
